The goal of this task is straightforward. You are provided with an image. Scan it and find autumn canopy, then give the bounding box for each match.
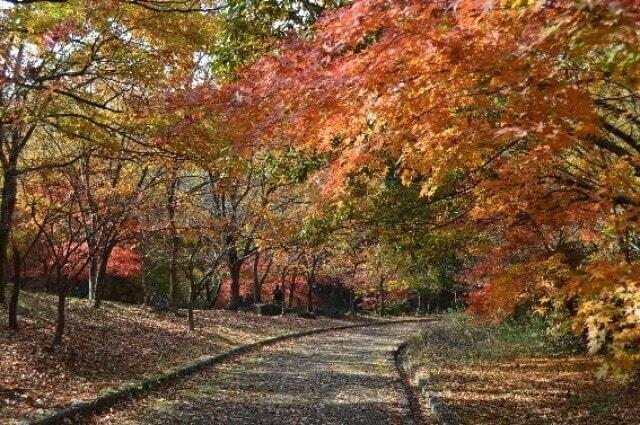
[1,0,639,380]
[224,0,640,371]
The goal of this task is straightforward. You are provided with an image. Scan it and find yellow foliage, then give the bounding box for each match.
[574,265,640,374]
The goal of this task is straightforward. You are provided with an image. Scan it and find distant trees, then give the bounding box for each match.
[0,0,222,342]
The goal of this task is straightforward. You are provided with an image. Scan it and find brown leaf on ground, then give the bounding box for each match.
[0,292,359,423]
[407,318,640,425]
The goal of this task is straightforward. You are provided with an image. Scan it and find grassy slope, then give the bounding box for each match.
[0,290,360,424]
[406,314,639,425]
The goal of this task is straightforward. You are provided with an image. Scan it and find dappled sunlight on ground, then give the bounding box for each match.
[0,291,359,422]
[409,320,639,425]
[88,323,424,425]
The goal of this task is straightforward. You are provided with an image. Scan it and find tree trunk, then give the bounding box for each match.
[0,160,19,305]
[42,259,52,293]
[349,289,354,314]
[52,267,67,346]
[306,268,315,313]
[306,281,313,313]
[204,277,211,305]
[188,281,195,331]
[228,260,241,310]
[306,258,319,313]
[252,251,262,304]
[208,273,221,308]
[226,240,242,310]
[169,233,179,309]
[288,273,297,308]
[167,177,179,310]
[8,249,21,330]
[93,244,114,309]
[280,268,287,315]
[416,294,421,316]
[88,256,98,301]
[141,271,149,306]
[378,277,385,317]
[139,233,150,306]
[204,273,222,309]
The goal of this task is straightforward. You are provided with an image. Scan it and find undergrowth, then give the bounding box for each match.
[409,311,583,362]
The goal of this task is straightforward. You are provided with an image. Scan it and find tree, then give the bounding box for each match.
[228,0,640,372]
[0,0,221,307]
[6,178,48,330]
[64,147,148,307]
[26,168,98,345]
[180,227,223,330]
[211,0,349,76]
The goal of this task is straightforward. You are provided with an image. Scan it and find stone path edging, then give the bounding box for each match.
[21,318,429,425]
[394,341,422,425]
[414,372,459,425]
[396,340,459,425]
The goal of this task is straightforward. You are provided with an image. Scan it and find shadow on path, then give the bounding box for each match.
[92,323,425,425]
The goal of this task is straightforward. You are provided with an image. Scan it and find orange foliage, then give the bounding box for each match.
[225,0,640,371]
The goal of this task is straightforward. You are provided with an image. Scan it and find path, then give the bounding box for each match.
[90,322,425,425]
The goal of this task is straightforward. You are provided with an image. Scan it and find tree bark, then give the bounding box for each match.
[378,277,386,317]
[288,273,297,308]
[169,232,179,308]
[306,267,315,313]
[226,238,243,310]
[204,275,212,306]
[188,281,195,331]
[279,267,288,315]
[167,177,179,310]
[139,233,151,306]
[42,259,52,293]
[8,249,21,330]
[306,279,313,313]
[0,158,19,305]
[252,251,262,304]
[52,266,67,346]
[349,289,354,314]
[306,257,320,313]
[88,255,98,301]
[228,259,241,310]
[93,243,114,309]
[208,272,221,308]
[252,252,273,305]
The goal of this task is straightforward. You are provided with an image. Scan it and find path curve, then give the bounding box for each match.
[90,322,425,424]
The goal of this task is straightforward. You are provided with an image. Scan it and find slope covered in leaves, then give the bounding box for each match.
[406,315,639,425]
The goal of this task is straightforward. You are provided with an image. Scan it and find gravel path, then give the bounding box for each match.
[91,322,425,424]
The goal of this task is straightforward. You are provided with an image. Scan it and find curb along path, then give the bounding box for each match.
[395,341,459,425]
[22,318,431,425]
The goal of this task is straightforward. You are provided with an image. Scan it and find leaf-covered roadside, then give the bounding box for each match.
[0,291,360,424]
[405,315,640,425]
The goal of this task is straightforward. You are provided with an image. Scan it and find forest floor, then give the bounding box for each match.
[405,314,640,425]
[5,295,638,425]
[0,290,366,424]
